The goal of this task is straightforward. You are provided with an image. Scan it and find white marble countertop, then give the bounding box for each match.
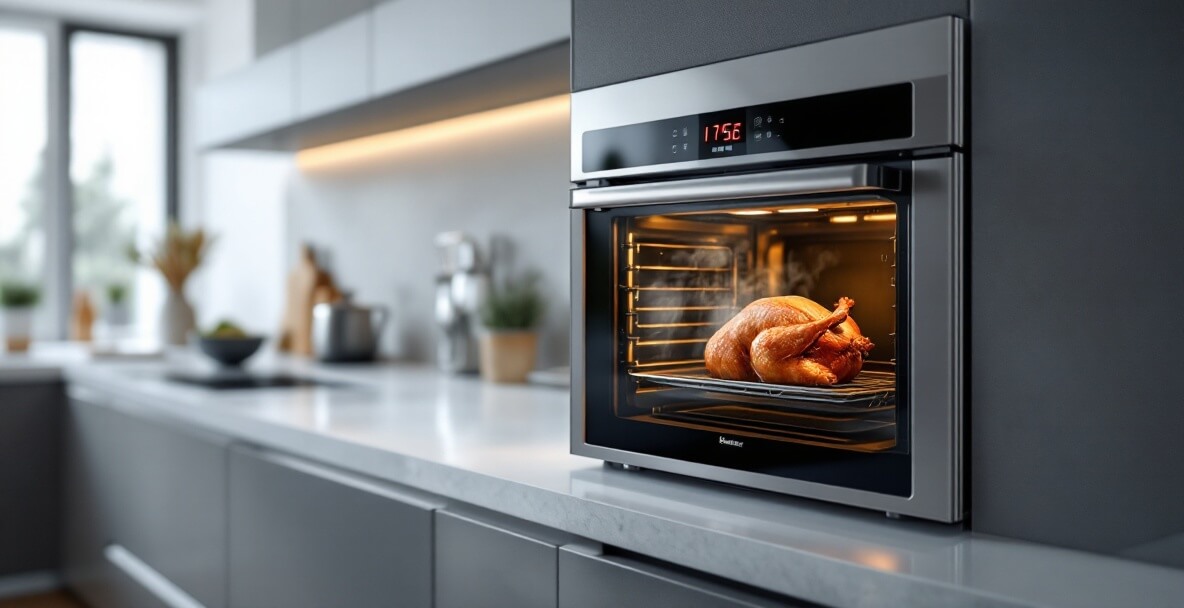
[13,353,1180,608]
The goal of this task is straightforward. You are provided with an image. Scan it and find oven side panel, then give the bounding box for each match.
[970,1,1184,558]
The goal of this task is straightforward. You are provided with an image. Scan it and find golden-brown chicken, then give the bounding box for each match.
[704,296,874,386]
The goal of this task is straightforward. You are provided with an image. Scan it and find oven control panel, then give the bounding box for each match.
[582,83,912,173]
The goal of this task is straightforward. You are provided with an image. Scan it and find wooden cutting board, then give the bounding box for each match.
[277,244,339,356]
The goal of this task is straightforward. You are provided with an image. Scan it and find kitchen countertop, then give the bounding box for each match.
[7,353,1182,607]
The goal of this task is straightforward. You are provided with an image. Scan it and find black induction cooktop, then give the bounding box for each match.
[164,371,342,390]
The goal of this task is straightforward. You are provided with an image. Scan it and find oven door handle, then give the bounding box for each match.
[571,163,900,209]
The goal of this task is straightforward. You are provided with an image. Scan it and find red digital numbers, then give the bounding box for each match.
[704,122,743,143]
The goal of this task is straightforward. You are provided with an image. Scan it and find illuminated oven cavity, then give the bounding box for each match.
[616,201,900,452]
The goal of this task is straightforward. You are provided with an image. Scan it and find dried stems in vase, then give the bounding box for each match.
[127,222,214,292]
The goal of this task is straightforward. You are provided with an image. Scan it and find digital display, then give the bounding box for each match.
[703,122,743,144]
[699,110,746,157]
[581,83,913,173]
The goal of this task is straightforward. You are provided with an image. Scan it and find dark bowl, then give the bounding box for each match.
[197,336,264,367]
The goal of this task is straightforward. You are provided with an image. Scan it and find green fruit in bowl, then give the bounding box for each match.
[205,320,247,339]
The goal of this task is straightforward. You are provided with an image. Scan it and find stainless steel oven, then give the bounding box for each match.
[570,17,965,522]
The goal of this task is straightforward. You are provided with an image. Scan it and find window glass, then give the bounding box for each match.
[70,31,167,338]
[0,27,48,328]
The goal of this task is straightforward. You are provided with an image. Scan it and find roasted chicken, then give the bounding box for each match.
[704,296,874,386]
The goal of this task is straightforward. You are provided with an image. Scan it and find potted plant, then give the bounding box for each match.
[105,283,130,327]
[478,272,545,383]
[128,223,213,346]
[0,281,40,353]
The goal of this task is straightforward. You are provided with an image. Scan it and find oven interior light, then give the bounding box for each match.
[863,213,897,222]
[777,207,820,214]
[729,210,773,216]
[829,215,859,223]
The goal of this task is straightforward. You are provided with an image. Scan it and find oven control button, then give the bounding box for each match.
[671,144,678,154]
[755,116,763,127]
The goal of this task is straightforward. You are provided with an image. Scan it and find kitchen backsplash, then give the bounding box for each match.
[284,115,571,367]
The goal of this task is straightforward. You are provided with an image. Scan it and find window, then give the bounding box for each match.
[0,25,49,334]
[0,20,176,342]
[70,30,172,340]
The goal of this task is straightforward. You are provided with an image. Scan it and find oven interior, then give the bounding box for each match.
[616,198,903,453]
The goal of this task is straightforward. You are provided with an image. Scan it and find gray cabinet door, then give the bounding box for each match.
[558,545,797,608]
[0,383,62,577]
[296,0,372,39]
[295,10,371,119]
[254,0,297,57]
[435,510,569,608]
[61,397,228,608]
[371,0,569,97]
[227,446,438,608]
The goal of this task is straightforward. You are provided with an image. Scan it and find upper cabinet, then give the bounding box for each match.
[198,0,570,151]
[195,46,296,148]
[372,0,569,96]
[296,11,371,119]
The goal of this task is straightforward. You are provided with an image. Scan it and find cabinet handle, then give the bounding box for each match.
[104,544,205,608]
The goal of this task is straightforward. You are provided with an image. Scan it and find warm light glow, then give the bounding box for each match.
[778,207,820,214]
[851,549,902,572]
[864,213,898,222]
[829,215,859,223]
[296,94,571,171]
[729,210,773,216]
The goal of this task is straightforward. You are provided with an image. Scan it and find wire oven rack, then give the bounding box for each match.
[629,369,896,412]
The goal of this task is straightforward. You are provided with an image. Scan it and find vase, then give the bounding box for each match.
[2,307,33,353]
[161,288,195,346]
[478,330,539,383]
[105,301,130,327]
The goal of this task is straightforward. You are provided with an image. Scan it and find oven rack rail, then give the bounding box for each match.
[630,369,895,409]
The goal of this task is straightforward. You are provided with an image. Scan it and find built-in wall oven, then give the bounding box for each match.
[570,17,965,522]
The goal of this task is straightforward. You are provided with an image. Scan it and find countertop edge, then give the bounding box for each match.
[60,365,1184,608]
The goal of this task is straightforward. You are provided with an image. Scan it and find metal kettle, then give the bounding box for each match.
[312,294,389,362]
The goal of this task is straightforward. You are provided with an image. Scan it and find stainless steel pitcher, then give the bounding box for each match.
[312,294,389,362]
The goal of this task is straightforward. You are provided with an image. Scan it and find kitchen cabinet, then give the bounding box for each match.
[61,394,228,608]
[254,0,296,57]
[571,0,968,91]
[435,509,575,608]
[0,383,62,578]
[296,0,373,39]
[199,0,568,150]
[371,0,569,97]
[558,544,793,608]
[195,46,296,148]
[295,11,371,120]
[227,446,440,608]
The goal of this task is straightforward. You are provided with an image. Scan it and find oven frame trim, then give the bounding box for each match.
[570,155,964,522]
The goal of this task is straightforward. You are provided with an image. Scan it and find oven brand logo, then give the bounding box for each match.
[719,436,744,448]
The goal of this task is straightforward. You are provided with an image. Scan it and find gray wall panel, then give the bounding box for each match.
[0,383,63,577]
[571,0,967,91]
[969,0,1184,556]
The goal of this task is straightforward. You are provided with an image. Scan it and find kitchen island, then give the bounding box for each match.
[2,354,1182,607]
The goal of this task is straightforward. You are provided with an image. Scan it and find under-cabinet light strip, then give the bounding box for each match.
[296,94,570,171]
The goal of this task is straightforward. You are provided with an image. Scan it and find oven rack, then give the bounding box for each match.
[629,369,895,410]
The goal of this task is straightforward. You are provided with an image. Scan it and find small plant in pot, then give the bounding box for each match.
[479,272,545,383]
[0,281,40,353]
[105,283,130,326]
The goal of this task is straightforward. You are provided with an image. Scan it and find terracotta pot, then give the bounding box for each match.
[2,307,33,353]
[479,330,538,383]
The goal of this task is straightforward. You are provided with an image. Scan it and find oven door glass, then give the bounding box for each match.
[583,195,911,496]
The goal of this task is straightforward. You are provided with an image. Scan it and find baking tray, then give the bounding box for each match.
[630,368,895,410]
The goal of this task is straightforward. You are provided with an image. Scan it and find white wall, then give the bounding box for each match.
[286,117,571,365]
